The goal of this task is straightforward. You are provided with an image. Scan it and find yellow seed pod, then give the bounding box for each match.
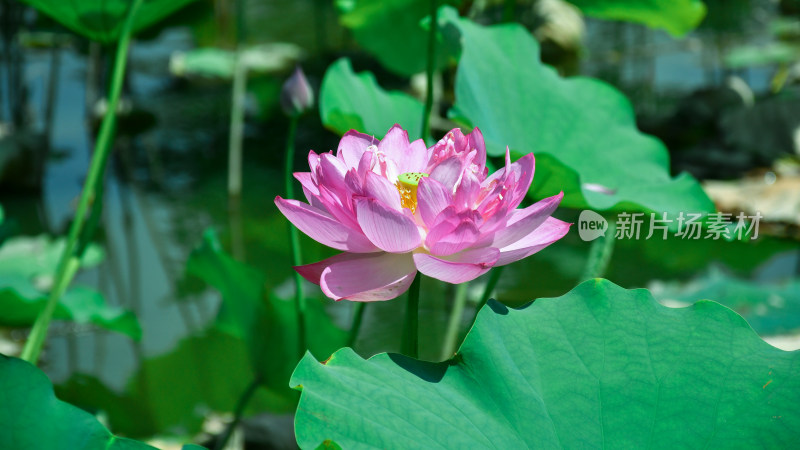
[396,172,429,213]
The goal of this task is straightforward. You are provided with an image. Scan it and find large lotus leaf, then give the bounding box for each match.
[336,0,459,76]
[0,275,141,339]
[0,354,156,449]
[292,279,800,448]
[448,14,715,216]
[724,42,800,69]
[185,229,347,396]
[169,44,303,80]
[0,235,103,277]
[0,235,140,338]
[320,58,424,140]
[20,0,198,43]
[567,0,706,36]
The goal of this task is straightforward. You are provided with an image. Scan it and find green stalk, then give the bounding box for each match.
[469,266,504,326]
[580,220,616,280]
[20,0,143,365]
[440,282,468,360]
[76,172,106,257]
[227,0,247,198]
[214,374,263,450]
[285,116,306,358]
[420,0,438,142]
[227,50,246,198]
[402,273,422,359]
[346,302,366,348]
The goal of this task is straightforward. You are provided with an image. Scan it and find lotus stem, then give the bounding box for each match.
[20,0,143,365]
[226,0,247,199]
[402,273,422,358]
[347,302,367,348]
[440,282,468,360]
[421,0,438,142]
[285,116,307,359]
[580,220,616,280]
[227,51,246,198]
[469,266,504,327]
[214,373,263,450]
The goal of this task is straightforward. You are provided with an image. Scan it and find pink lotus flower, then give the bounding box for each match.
[274,125,570,302]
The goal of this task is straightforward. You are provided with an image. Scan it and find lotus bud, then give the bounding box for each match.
[280,66,314,117]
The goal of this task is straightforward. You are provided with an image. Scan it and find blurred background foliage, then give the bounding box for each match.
[0,0,799,448]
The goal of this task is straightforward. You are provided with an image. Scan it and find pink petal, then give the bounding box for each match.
[378,124,410,163]
[380,158,401,184]
[401,138,429,174]
[319,153,348,192]
[453,171,481,211]
[449,128,468,150]
[357,151,374,179]
[495,217,571,266]
[344,169,364,196]
[413,247,499,284]
[355,197,422,253]
[429,156,463,193]
[294,172,319,199]
[491,192,563,248]
[302,186,328,212]
[308,151,321,184]
[478,202,510,236]
[480,150,534,212]
[275,197,377,253]
[364,171,402,210]
[426,219,480,256]
[296,252,417,302]
[427,205,459,232]
[467,127,487,171]
[416,177,453,228]
[507,153,535,209]
[338,130,377,168]
[317,183,361,230]
[475,175,518,231]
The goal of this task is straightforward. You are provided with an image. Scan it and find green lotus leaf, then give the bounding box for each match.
[336,0,459,76]
[20,0,198,43]
[0,277,141,339]
[0,235,139,338]
[0,354,156,449]
[320,58,424,139]
[568,0,706,36]
[292,279,800,448]
[185,229,347,398]
[448,12,714,216]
